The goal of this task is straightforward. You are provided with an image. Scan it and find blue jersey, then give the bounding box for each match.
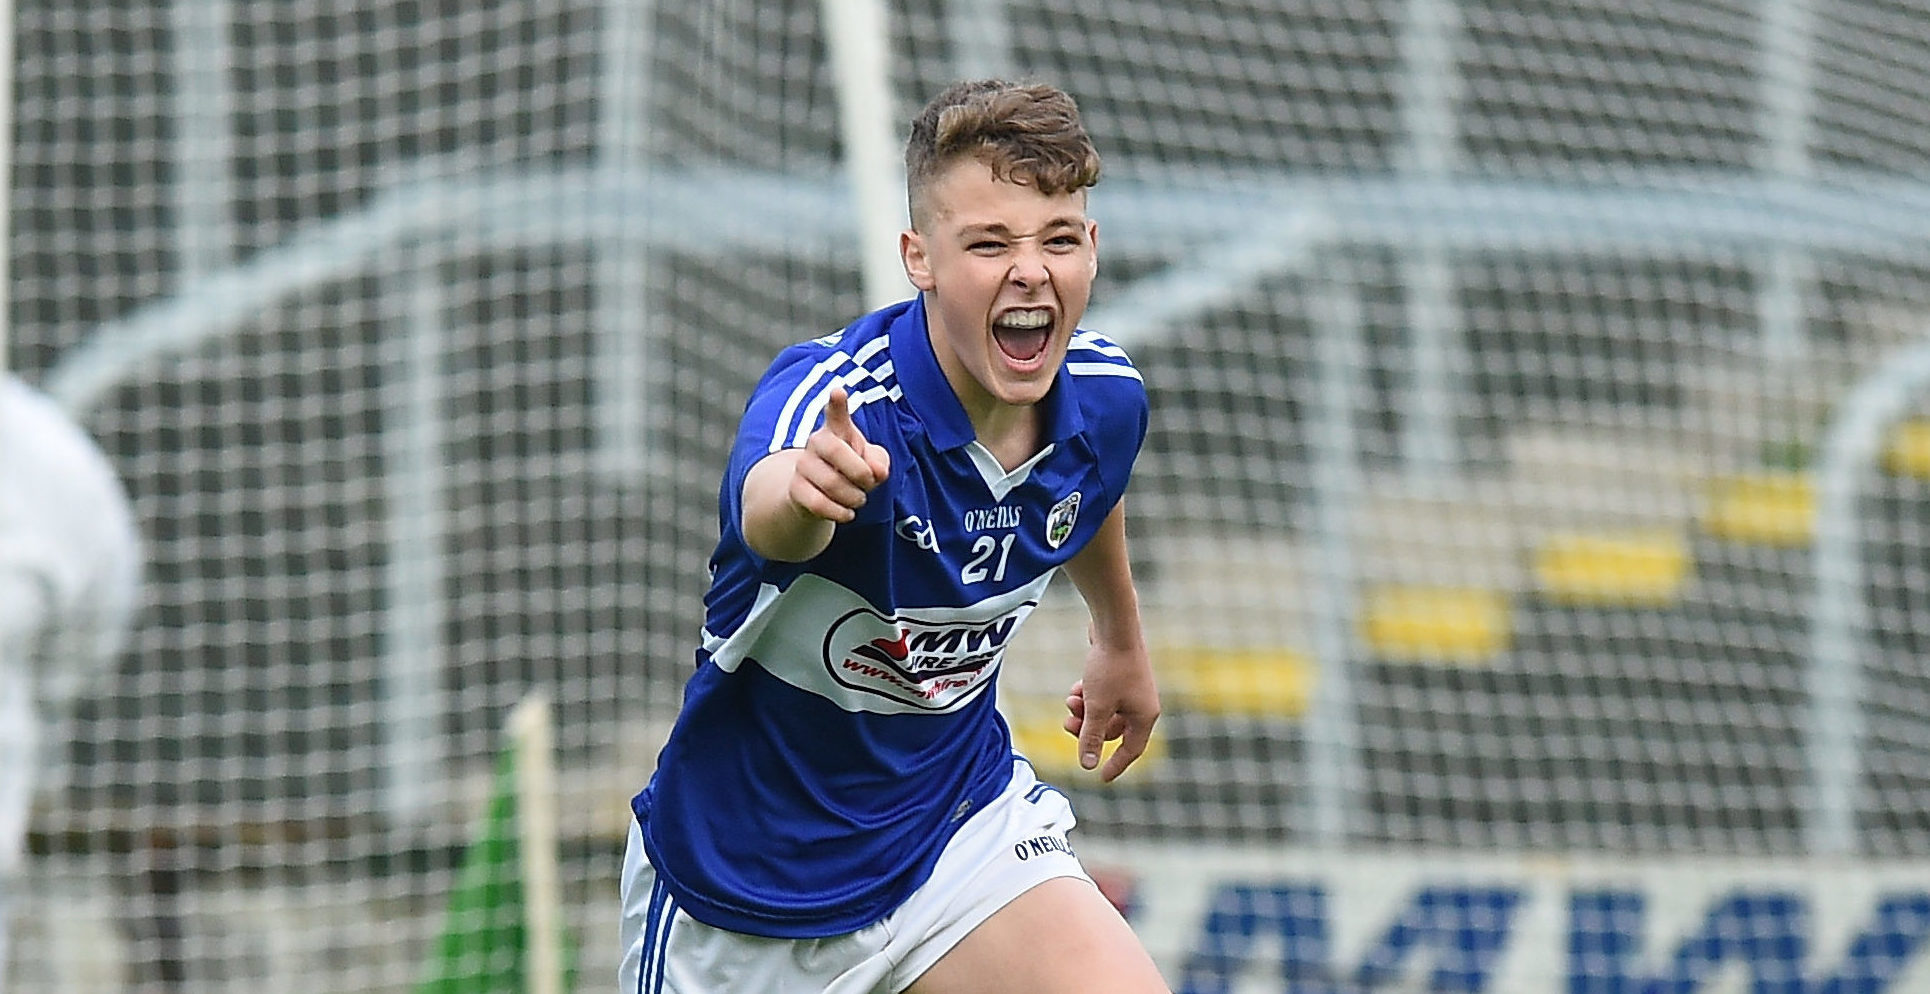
[633,297,1148,938]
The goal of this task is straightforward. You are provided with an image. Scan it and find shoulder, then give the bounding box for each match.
[741,319,903,455]
[0,376,131,518]
[1059,329,1149,496]
[1,375,90,448]
[760,321,896,392]
[1065,328,1142,386]
[1065,328,1148,429]
[1065,328,1147,418]
[0,376,141,669]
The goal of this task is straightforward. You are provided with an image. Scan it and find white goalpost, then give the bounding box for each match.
[507,693,563,994]
[819,0,907,312]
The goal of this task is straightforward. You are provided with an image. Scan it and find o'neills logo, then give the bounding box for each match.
[1013,834,1075,861]
[822,603,1034,710]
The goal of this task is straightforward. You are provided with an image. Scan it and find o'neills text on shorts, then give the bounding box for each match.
[1012,834,1075,860]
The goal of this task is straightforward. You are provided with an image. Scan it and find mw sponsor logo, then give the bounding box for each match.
[821,602,1034,710]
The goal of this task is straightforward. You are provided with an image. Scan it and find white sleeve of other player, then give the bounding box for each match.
[0,374,142,708]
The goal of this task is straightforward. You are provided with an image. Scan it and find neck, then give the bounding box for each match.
[966,399,1042,471]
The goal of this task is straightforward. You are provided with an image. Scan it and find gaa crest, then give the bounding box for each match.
[1045,491,1081,549]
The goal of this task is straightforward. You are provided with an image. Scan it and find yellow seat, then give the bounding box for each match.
[1533,530,1690,607]
[1884,420,1930,481]
[1701,472,1814,547]
[1359,586,1511,664]
[1161,647,1315,718]
[1005,702,1165,779]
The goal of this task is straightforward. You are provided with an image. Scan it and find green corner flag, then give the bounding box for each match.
[417,694,577,994]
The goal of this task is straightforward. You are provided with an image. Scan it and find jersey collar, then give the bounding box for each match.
[890,295,1086,452]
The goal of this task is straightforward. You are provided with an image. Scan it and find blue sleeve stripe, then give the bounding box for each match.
[1025,781,1069,806]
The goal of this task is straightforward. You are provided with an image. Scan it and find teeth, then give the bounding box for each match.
[996,309,1051,329]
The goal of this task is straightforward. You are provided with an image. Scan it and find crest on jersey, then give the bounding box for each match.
[1045,491,1081,549]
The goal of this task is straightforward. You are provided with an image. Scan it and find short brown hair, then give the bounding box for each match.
[904,79,1101,230]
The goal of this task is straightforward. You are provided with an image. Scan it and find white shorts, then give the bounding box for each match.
[618,758,1090,994]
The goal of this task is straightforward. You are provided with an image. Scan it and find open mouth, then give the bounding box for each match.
[993,308,1053,363]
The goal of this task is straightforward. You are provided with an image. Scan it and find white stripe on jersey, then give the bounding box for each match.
[1066,331,1141,380]
[788,365,902,450]
[1068,330,1131,360]
[768,335,896,453]
[1066,362,1143,381]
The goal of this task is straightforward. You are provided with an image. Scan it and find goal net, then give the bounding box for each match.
[13,0,1930,990]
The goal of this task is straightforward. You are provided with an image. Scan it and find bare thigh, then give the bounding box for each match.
[903,876,1170,994]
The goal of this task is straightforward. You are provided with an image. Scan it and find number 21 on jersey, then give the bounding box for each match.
[961,533,1015,584]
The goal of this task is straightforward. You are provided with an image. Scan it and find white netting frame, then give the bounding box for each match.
[7,1,1930,990]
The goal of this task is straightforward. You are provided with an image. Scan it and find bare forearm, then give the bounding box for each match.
[1061,500,1159,780]
[1062,502,1145,651]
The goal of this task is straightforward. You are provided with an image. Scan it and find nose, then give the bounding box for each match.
[1008,245,1049,290]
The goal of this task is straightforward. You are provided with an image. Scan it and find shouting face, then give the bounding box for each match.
[900,157,1099,428]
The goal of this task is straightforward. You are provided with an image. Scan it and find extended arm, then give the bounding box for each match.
[1059,500,1159,782]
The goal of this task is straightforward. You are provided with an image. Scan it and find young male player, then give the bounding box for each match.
[619,79,1170,993]
[0,372,142,992]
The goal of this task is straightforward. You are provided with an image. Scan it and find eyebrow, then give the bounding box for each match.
[958,217,1086,238]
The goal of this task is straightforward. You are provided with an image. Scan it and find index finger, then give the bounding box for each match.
[1096,720,1152,783]
[823,386,864,446]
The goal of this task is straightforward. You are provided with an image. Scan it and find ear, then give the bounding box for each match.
[901,229,936,292]
[1085,218,1099,280]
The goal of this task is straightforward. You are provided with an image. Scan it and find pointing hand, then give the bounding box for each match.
[791,386,891,523]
